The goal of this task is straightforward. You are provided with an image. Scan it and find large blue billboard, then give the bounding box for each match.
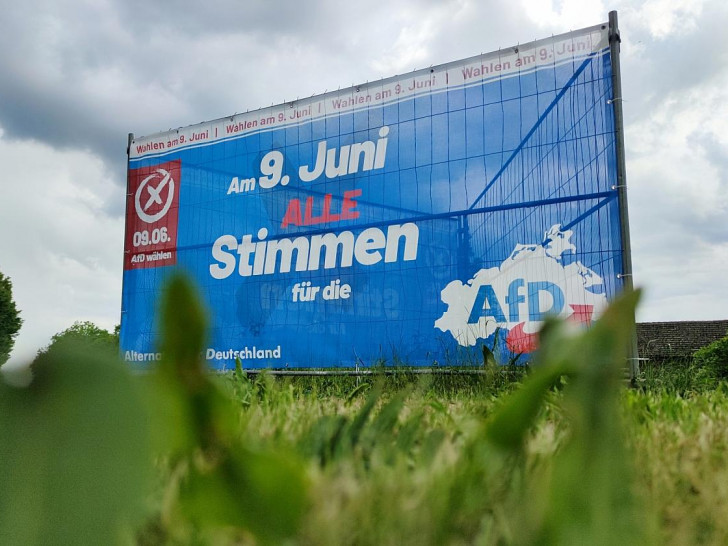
[121,22,626,369]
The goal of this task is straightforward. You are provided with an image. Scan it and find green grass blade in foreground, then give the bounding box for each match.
[494,289,647,545]
[486,359,573,452]
[153,273,307,543]
[0,342,153,546]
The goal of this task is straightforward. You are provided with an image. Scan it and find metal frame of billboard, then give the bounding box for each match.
[121,11,637,375]
[608,11,640,377]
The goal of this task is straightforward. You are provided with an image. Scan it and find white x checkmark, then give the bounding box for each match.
[144,171,171,211]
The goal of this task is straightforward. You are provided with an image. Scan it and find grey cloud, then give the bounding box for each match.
[115,0,351,36]
[691,130,728,179]
[620,2,728,123]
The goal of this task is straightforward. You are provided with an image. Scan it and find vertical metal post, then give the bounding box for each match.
[609,11,640,380]
[119,133,134,346]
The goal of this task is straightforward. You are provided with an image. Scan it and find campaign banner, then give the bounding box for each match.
[121,22,625,369]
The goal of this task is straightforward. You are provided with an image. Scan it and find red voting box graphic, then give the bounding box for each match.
[124,160,181,270]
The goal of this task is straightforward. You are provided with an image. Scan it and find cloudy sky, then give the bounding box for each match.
[1,0,726,366]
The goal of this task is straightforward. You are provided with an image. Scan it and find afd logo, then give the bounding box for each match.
[435,225,610,353]
[467,279,564,324]
[464,278,596,354]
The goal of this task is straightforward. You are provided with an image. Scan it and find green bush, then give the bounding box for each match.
[37,321,118,358]
[693,333,728,378]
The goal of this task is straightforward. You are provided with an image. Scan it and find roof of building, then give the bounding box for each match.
[636,320,728,360]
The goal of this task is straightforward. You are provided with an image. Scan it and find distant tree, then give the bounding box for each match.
[0,271,22,366]
[37,321,117,358]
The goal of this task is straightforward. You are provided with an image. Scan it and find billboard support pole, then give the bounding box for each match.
[609,11,640,381]
[119,133,134,335]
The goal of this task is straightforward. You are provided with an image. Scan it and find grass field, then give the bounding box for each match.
[128,367,728,546]
[2,277,727,545]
